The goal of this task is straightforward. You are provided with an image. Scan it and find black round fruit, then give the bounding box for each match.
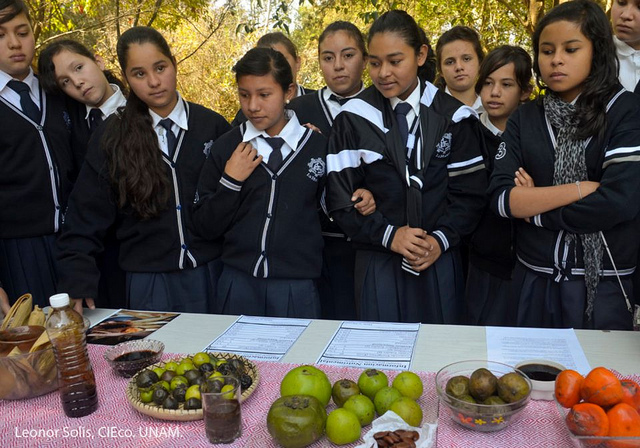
[152,388,169,405]
[136,370,159,389]
[184,397,202,410]
[163,396,179,409]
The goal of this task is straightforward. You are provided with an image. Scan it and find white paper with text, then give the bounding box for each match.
[204,315,311,361]
[486,326,591,374]
[316,321,420,370]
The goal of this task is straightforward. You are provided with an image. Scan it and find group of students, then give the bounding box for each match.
[1,0,639,331]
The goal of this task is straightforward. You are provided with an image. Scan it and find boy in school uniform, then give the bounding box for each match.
[0,0,75,307]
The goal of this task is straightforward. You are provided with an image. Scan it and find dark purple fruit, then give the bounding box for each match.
[136,370,159,389]
[163,395,179,409]
[152,387,169,405]
[184,397,202,410]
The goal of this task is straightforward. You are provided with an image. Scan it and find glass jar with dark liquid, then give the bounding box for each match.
[202,376,242,444]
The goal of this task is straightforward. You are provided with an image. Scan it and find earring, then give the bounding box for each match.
[286,99,290,105]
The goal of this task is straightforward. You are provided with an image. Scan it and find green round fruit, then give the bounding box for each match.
[332,379,360,407]
[280,365,332,407]
[358,369,388,401]
[170,375,189,391]
[176,360,195,376]
[185,384,201,402]
[152,366,165,379]
[139,388,153,403]
[374,386,403,416]
[164,361,179,372]
[392,371,424,400]
[343,394,375,426]
[326,408,361,445]
[267,395,326,448]
[390,397,423,427]
[192,352,211,368]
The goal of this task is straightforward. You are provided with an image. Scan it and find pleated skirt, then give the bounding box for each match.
[510,262,634,330]
[216,264,321,318]
[126,258,222,313]
[355,249,464,324]
[0,235,58,307]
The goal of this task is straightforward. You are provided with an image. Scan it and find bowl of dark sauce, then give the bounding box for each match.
[104,339,164,377]
[515,359,565,401]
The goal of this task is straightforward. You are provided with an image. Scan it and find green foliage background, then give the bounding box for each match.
[28,0,611,122]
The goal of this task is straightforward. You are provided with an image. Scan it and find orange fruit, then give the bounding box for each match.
[621,380,640,414]
[606,403,640,448]
[556,370,584,408]
[581,367,623,408]
[565,402,609,437]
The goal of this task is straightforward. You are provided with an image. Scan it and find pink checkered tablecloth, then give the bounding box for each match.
[2,345,637,447]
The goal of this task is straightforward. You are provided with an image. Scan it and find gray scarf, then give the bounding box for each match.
[544,93,603,321]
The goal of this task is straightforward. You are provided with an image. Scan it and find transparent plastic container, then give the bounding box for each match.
[45,293,98,417]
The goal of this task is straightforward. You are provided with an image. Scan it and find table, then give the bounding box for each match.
[3,310,640,448]
[84,309,640,374]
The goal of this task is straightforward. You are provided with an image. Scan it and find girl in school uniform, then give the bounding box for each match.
[611,0,640,93]
[38,40,127,167]
[38,39,128,310]
[288,21,372,320]
[193,47,326,318]
[488,0,640,330]
[0,0,75,307]
[465,46,532,326]
[56,26,231,313]
[326,10,486,324]
[435,26,485,113]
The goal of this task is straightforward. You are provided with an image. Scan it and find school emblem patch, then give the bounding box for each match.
[203,140,214,158]
[495,142,506,160]
[307,158,325,182]
[435,133,452,158]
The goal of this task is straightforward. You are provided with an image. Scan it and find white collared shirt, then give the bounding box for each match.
[389,79,422,131]
[445,86,485,114]
[0,68,41,111]
[84,84,127,124]
[242,109,304,162]
[615,36,640,92]
[149,93,189,156]
[322,83,365,119]
[479,112,502,137]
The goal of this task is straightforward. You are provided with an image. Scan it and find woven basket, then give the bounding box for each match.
[126,352,259,421]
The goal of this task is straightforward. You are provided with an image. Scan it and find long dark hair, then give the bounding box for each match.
[37,39,125,94]
[368,10,424,56]
[318,21,367,58]
[233,47,293,91]
[532,0,618,140]
[475,45,532,94]
[419,28,437,84]
[435,26,484,89]
[102,26,174,219]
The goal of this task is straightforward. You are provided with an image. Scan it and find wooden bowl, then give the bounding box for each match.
[126,352,259,421]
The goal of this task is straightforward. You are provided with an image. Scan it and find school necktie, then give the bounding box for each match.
[159,118,177,158]
[394,102,412,150]
[329,94,350,106]
[7,80,41,123]
[263,137,285,171]
[88,108,103,133]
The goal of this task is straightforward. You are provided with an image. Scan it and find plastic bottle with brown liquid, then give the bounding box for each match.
[46,293,98,417]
